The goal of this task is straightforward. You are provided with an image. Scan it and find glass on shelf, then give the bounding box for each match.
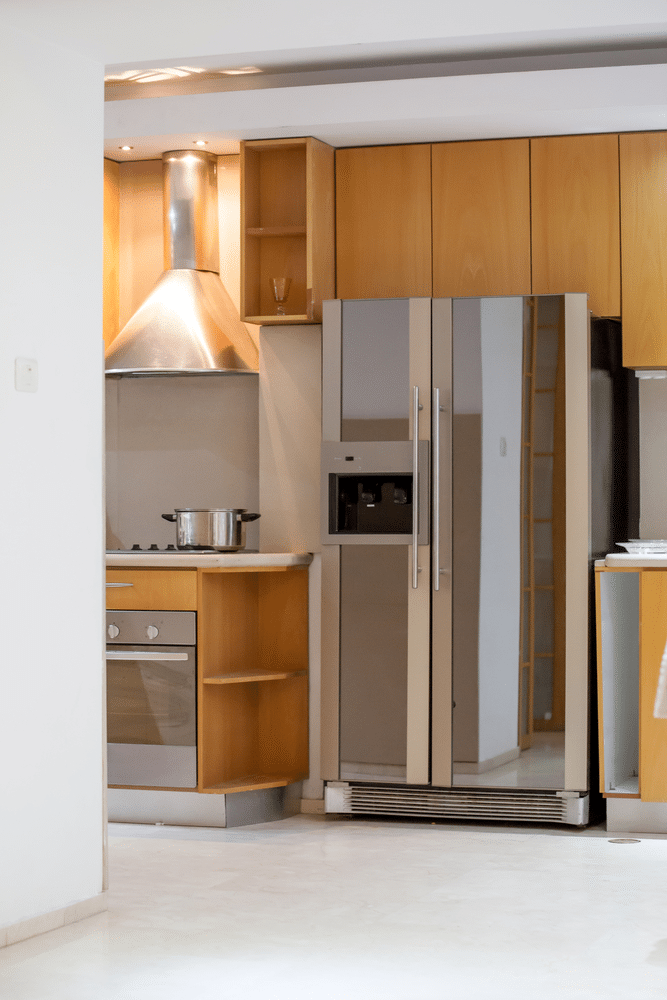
[270,277,291,316]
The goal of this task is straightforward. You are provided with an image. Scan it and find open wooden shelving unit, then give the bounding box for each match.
[240,137,334,325]
[197,565,309,794]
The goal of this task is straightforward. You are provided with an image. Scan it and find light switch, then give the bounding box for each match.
[15,357,38,392]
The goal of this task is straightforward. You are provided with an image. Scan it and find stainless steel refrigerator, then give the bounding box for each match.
[320,294,606,826]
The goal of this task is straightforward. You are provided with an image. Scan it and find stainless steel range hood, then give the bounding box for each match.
[105,150,259,376]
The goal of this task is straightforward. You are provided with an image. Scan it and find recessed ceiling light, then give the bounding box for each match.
[194,140,208,146]
[105,70,142,82]
[105,65,206,84]
[119,145,133,151]
[219,66,262,76]
[135,72,178,83]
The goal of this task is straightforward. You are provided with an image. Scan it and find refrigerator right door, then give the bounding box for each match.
[432,295,590,792]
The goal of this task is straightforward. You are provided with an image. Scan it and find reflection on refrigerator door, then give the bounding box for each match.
[451,295,565,789]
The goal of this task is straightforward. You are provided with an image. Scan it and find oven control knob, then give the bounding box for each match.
[146,625,159,640]
[107,624,120,639]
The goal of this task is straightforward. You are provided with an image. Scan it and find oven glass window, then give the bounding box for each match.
[107,651,196,747]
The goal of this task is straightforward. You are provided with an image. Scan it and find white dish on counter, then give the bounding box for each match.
[616,540,667,554]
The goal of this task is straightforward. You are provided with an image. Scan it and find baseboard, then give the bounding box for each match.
[452,746,521,775]
[606,798,667,834]
[1,892,107,949]
[301,797,325,814]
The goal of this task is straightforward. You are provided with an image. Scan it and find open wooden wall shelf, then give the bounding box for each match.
[240,137,334,326]
[197,565,309,794]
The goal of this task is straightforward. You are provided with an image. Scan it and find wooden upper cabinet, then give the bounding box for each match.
[335,144,432,299]
[620,132,667,367]
[240,138,334,324]
[432,139,531,297]
[531,134,620,318]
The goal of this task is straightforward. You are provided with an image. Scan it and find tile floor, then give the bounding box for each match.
[2,814,667,999]
[453,731,566,788]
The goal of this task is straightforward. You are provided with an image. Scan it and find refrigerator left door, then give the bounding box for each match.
[320,298,432,785]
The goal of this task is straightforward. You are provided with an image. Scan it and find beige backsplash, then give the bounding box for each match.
[105,374,259,550]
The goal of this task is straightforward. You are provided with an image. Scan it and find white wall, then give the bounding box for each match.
[0,25,105,930]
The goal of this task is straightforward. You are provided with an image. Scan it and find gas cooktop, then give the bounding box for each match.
[106,545,259,554]
[108,544,190,553]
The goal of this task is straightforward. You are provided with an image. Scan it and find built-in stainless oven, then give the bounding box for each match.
[106,610,197,788]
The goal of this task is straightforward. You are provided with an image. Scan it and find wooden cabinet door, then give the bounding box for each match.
[432,139,530,297]
[531,134,620,318]
[106,569,197,610]
[640,571,667,802]
[620,132,667,367]
[335,144,432,299]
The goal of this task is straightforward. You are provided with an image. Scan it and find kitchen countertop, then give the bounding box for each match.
[604,552,667,568]
[106,551,313,569]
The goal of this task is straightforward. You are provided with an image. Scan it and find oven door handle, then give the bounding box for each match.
[106,650,189,661]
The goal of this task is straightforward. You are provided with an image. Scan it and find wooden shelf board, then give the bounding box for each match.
[201,772,307,794]
[244,314,310,325]
[246,226,306,236]
[198,565,290,575]
[605,776,639,797]
[204,669,307,685]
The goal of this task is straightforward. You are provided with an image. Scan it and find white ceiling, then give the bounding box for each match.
[6,0,667,160]
[6,0,667,66]
[105,60,667,161]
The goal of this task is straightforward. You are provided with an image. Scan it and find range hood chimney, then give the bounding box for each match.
[105,150,259,376]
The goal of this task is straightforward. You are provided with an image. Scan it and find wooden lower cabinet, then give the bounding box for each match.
[596,566,667,802]
[198,566,309,793]
[638,571,667,802]
[106,568,197,610]
[106,565,309,795]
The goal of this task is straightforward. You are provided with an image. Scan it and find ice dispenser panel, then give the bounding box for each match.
[321,440,429,546]
[329,474,413,534]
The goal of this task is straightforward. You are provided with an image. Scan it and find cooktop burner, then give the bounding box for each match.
[106,545,259,554]
[107,544,213,553]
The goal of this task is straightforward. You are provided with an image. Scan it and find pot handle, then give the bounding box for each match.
[161,513,177,522]
[241,512,261,522]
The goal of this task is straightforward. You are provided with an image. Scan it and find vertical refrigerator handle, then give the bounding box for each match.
[432,387,440,592]
[412,385,423,589]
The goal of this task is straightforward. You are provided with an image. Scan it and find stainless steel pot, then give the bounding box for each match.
[161,508,260,551]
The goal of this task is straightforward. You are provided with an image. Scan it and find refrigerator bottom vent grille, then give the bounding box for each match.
[334,784,577,824]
